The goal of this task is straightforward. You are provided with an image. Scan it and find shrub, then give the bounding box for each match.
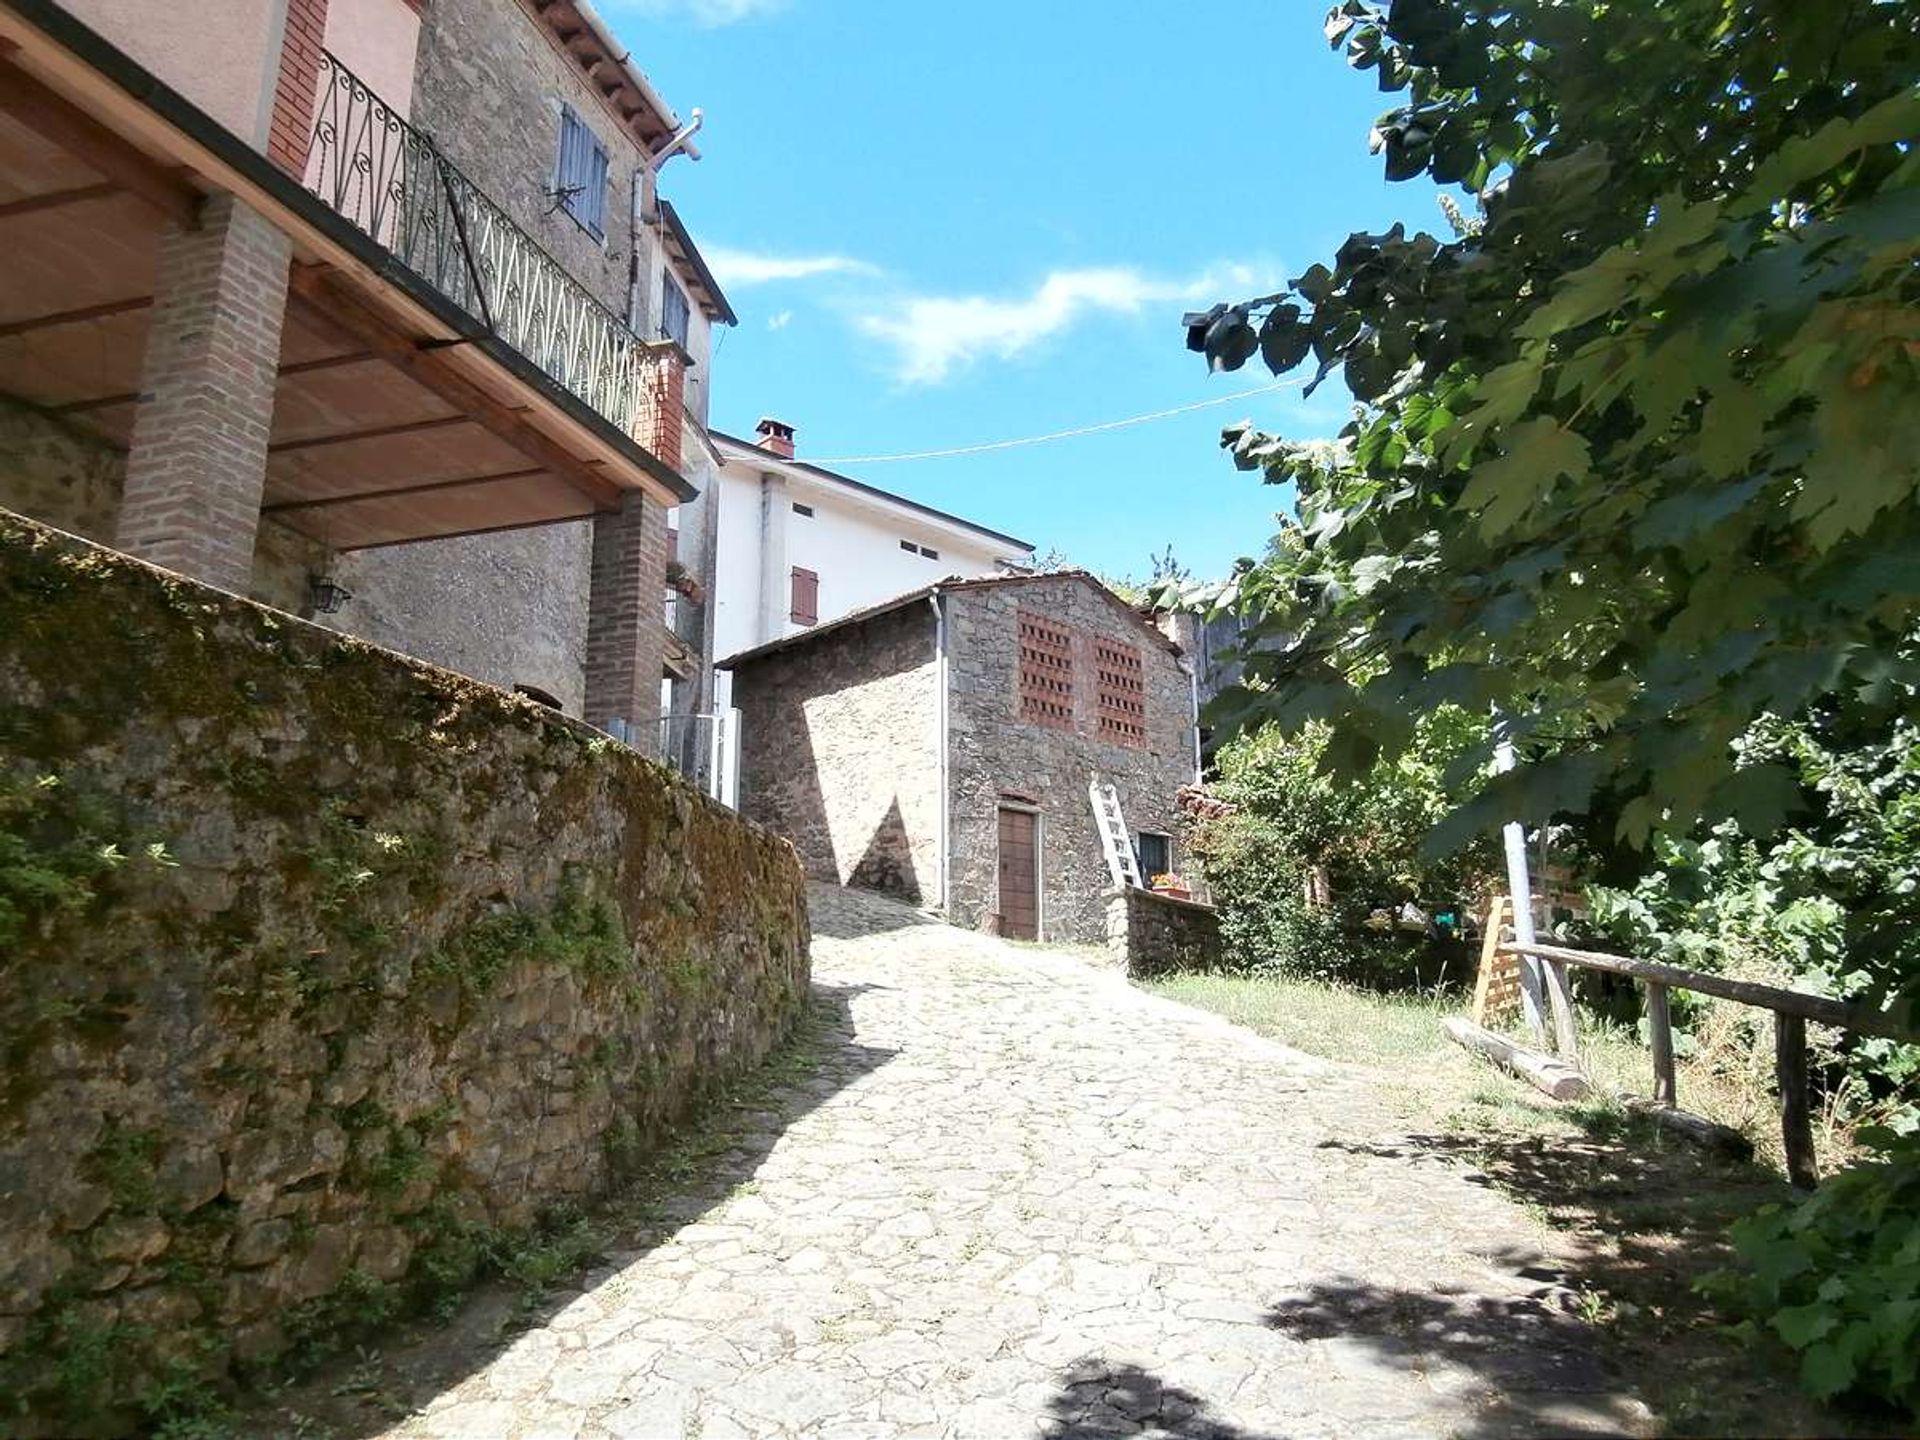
[1190,708,1498,985]
[1707,1128,1920,1416]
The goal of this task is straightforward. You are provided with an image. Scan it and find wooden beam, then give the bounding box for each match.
[50,351,379,416]
[335,508,596,553]
[268,412,471,454]
[0,179,118,219]
[1624,1098,1753,1160]
[1504,941,1917,1042]
[0,58,200,229]
[1776,1014,1817,1189]
[264,465,546,514]
[285,265,625,510]
[1444,1018,1592,1101]
[1646,981,1676,1107]
[0,294,149,339]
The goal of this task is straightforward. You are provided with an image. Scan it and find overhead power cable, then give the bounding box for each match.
[805,379,1305,466]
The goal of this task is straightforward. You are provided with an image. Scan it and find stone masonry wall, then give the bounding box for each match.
[1107,887,1224,979]
[729,604,942,904]
[0,394,329,617]
[0,511,809,1431]
[328,0,667,722]
[946,577,1196,944]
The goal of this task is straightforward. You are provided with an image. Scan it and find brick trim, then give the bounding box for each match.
[1017,610,1074,730]
[267,0,330,177]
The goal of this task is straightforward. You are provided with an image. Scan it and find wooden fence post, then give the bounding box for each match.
[1775,1013,1817,1189]
[1646,981,1675,1107]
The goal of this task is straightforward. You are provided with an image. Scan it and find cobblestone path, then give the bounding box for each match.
[389,886,1652,1439]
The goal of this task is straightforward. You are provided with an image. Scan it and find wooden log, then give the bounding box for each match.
[1624,1098,1753,1160]
[1646,981,1676,1106]
[1503,941,1917,1042]
[1444,1017,1592,1101]
[1776,1013,1818,1190]
[1543,953,1580,1062]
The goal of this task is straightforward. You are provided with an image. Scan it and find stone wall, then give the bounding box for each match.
[0,393,328,617]
[1108,888,1224,979]
[946,576,1197,943]
[729,604,942,903]
[0,511,809,1431]
[325,0,667,722]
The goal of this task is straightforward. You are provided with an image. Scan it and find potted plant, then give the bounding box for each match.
[1149,872,1192,901]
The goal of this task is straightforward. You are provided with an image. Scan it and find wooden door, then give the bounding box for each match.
[997,807,1039,940]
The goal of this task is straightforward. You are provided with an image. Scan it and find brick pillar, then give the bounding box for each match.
[634,350,684,474]
[267,0,330,176]
[584,491,669,749]
[116,196,291,594]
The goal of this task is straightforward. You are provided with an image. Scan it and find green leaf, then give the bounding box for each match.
[1800,1340,1858,1400]
[1460,418,1590,535]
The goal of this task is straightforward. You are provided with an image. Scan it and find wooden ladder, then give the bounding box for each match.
[1089,778,1144,890]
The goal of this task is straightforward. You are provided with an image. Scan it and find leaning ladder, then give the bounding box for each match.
[1089,778,1144,890]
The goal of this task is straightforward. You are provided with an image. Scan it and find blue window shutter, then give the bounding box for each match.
[555,103,608,240]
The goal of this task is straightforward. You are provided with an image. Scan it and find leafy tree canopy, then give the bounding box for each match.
[1177,0,1920,857]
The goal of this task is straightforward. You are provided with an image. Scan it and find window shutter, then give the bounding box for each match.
[790,567,818,626]
[555,104,608,239]
[662,276,691,348]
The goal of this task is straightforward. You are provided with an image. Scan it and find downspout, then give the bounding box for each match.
[627,109,703,330]
[1184,657,1202,784]
[928,589,950,914]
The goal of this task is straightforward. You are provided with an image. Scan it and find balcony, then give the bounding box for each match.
[304,51,666,445]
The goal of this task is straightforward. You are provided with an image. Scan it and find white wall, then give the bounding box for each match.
[709,444,1028,688]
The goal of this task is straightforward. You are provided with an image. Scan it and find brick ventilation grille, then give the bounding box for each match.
[268,0,330,176]
[1017,611,1074,729]
[1095,639,1147,746]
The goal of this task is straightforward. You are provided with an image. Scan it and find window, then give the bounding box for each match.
[553,104,609,239]
[1017,610,1074,729]
[899,539,940,560]
[1135,832,1171,882]
[790,566,818,626]
[900,539,917,553]
[792,502,814,517]
[920,546,940,561]
[1095,638,1147,746]
[661,274,691,348]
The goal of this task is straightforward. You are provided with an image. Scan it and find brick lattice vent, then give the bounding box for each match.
[1095,638,1147,746]
[1017,610,1074,729]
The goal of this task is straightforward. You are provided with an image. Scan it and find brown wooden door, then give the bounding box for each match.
[997,807,1039,940]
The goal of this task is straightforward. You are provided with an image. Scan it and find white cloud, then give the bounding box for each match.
[614,0,785,26]
[705,248,877,287]
[767,309,793,331]
[854,263,1275,385]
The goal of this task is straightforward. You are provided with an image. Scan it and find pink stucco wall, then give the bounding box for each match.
[62,0,283,145]
[322,0,421,116]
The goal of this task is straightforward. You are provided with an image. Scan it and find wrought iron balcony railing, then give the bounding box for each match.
[304,52,655,442]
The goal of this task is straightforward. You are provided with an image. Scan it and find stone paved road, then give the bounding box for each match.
[386,885,1653,1440]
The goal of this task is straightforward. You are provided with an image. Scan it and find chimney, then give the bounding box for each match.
[755,417,795,459]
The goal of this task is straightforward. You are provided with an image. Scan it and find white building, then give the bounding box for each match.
[704,420,1035,707]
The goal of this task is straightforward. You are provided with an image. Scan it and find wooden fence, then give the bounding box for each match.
[1456,896,1918,1188]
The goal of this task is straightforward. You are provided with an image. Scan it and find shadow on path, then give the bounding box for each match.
[241,980,893,1437]
[1037,1360,1286,1440]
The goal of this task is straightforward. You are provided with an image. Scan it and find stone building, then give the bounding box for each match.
[0,0,730,751]
[721,572,1201,943]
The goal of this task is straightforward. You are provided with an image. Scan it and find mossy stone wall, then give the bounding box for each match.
[0,510,810,1433]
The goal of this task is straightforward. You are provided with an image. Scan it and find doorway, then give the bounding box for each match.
[997,805,1040,940]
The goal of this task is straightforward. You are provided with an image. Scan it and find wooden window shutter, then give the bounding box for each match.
[790,567,818,626]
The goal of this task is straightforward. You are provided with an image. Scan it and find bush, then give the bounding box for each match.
[1190,709,1498,986]
[1707,1128,1920,1417]
[1586,717,1920,1135]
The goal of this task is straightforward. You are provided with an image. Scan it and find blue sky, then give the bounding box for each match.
[610,0,1437,580]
